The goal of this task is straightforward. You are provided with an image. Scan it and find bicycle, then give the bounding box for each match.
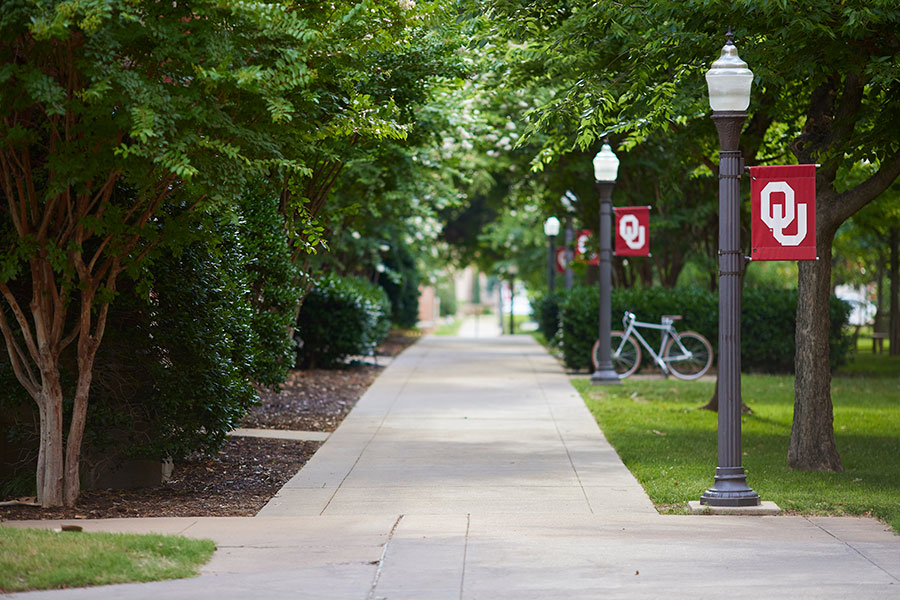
[591,311,713,380]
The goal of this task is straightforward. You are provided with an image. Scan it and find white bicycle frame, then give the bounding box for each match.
[614,311,696,376]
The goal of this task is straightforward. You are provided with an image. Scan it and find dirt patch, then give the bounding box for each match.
[0,331,420,521]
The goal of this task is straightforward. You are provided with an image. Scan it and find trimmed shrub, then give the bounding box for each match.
[295,274,392,368]
[379,242,421,329]
[532,292,564,343]
[2,188,301,480]
[559,285,850,373]
[741,287,852,373]
[82,225,264,463]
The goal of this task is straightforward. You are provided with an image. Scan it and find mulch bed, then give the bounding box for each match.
[0,332,420,521]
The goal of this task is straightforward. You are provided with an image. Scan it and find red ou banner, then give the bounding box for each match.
[750,165,817,261]
[555,246,567,273]
[614,206,650,257]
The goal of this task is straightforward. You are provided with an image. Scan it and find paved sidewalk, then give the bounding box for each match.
[5,336,900,599]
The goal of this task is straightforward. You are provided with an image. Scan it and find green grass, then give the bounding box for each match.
[840,341,899,377]
[0,527,216,592]
[501,314,532,335]
[432,317,464,336]
[572,374,900,532]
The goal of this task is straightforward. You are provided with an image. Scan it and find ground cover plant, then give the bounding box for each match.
[0,528,215,592]
[572,360,900,532]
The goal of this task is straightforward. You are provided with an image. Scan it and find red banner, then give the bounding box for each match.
[614,206,650,257]
[750,165,817,261]
[555,246,567,273]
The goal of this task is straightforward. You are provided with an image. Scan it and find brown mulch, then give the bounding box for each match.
[0,331,420,521]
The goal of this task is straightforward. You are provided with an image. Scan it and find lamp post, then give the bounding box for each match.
[700,30,760,507]
[507,264,518,334]
[561,191,577,290]
[544,216,561,292]
[590,141,621,385]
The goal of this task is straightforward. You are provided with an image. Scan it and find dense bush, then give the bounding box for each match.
[532,292,564,342]
[238,186,305,386]
[295,274,392,368]
[0,191,305,480]
[85,194,300,462]
[379,242,421,328]
[559,285,850,373]
[742,287,852,373]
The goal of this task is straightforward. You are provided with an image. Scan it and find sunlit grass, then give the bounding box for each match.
[573,373,900,532]
[839,338,898,377]
[432,317,464,336]
[0,528,215,592]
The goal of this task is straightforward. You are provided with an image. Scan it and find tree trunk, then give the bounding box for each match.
[788,231,843,471]
[36,387,66,507]
[63,303,104,506]
[889,228,899,356]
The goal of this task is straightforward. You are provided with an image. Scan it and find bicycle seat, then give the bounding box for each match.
[662,315,683,321]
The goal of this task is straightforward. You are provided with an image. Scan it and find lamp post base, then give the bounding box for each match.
[700,466,760,507]
[590,367,621,385]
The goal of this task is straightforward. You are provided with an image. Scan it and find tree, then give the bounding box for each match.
[476,0,900,471]
[0,0,316,506]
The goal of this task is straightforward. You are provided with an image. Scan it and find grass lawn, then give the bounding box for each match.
[572,360,900,532]
[0,527,216,593]
[432,317,464,336]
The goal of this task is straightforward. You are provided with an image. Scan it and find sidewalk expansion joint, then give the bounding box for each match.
[367,514,404,600]
[459,513,471,600]
[805,516,900,582]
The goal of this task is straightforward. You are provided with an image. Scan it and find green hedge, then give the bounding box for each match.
[295,274,392,368]
[532,292,564,342]
[559,285,851,373]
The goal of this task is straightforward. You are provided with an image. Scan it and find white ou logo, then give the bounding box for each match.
[618,215,646,250]
[760,181,808,246]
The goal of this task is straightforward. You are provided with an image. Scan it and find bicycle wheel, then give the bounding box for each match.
[663,331,713,380]
[592,331,641,378]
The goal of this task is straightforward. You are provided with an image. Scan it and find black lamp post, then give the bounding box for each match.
[507,264,518,335]
[700,30,760,507]
[590,141,621,385]
[544,216,561,292]
[561,191,577,290]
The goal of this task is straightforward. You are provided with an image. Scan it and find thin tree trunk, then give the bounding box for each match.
[37,383,66,507]
[788,231,843,471]
[64,315,103,506]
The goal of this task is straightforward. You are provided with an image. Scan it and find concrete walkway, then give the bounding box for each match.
[5,336,900,599]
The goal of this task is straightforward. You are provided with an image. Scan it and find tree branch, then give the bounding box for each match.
[0,304,40,398]
[0,280,40,378]
[832,149,900,226]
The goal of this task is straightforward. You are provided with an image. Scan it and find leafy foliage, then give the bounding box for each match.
[379,241,422,329]
[295,274,392,369]
[532,291,563,343]
[87,200,298,462]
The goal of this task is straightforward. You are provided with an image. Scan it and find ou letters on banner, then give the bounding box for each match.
[614,206,650,257]
[750,164,817,261]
